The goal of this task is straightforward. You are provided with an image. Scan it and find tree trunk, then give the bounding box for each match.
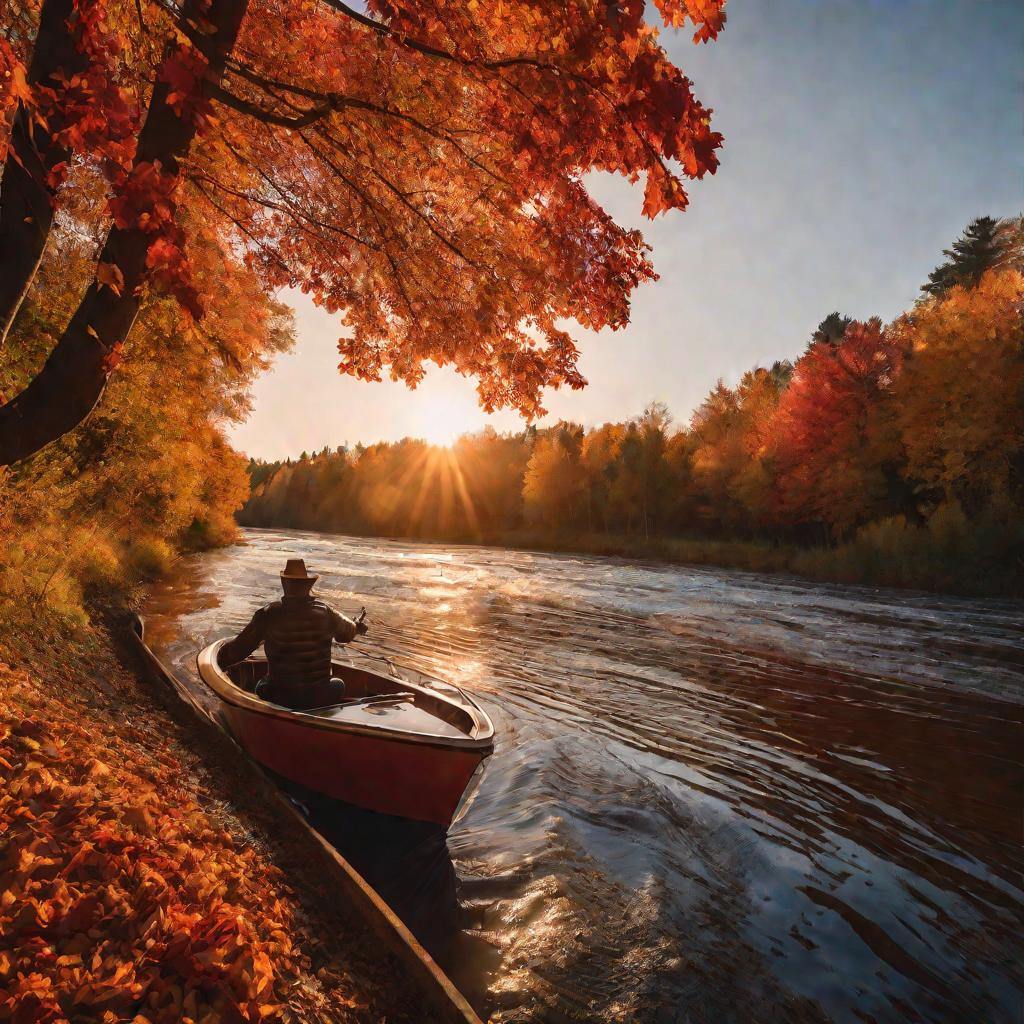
[0,0,249,466]
[0,0,91,346]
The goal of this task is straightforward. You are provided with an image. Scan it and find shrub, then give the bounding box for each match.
[125,537,176,581]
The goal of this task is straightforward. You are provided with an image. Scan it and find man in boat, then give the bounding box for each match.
[218,558,368,710]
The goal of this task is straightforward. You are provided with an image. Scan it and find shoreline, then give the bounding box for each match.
[0,607,469,1023]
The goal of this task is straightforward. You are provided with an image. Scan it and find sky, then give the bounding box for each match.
[229,0,1024,460]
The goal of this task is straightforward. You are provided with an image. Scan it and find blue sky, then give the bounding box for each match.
[231,0,1023,458]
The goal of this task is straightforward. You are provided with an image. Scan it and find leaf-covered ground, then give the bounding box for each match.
[0,617,434,1023]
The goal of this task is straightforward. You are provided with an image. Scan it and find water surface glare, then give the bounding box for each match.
[141,528,1024,1023]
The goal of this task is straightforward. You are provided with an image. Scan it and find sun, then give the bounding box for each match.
[413,392,483,448]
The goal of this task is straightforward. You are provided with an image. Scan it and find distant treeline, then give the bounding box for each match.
[242,219,1024,596]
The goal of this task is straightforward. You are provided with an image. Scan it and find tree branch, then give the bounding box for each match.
[317,0,568,74]
[220,62,511,186]
[208,82,338,127]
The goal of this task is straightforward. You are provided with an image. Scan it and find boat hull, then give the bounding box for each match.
[197,640,494,828]
[219,699,487,826]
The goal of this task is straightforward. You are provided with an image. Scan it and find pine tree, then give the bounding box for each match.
[810,313,853,348]
[922,216,1007,297]
[769,360,794,389]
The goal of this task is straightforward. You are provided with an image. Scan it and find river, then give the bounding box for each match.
[141,527,1024,1023]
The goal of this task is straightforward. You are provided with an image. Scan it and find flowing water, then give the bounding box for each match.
[141,528,1024,1023]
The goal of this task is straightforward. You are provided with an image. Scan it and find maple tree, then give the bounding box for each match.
[0,0,728,466]
[769,318,909,536]
[1,180,293,622]
[897,269,1024,512]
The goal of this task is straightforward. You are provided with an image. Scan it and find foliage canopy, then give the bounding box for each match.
[0,0,727,464]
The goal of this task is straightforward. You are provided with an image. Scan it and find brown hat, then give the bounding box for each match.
[280,558,318,583]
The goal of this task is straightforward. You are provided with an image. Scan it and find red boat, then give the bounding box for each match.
[197,640,494,827]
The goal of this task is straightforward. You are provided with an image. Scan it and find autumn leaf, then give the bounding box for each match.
[6,62,32,104]
[96,261,125,296]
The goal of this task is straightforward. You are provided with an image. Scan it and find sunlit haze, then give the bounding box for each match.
[229,0,1022,461]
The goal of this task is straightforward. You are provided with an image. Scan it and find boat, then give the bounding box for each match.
[130,617,483,1024]
[196,639,494,828]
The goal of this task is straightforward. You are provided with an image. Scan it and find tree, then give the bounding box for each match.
[523,428,585,530]
[771,319,909,535]
[687,380,743,532]
[453,427,531,533]
[608,422,649,535]
[0,0,727,465]
[0,0,138,344]
[580,422,625,532]
[897,270,1024,511]
[1,189,294,612]
[810,312,852,348]
[729,367,786,529]
[634,402,672,537]
[686,369,785,535]
[921,216,1013,297]
[768,359,794,388]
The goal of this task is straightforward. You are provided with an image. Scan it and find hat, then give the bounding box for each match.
[280,558,318,583]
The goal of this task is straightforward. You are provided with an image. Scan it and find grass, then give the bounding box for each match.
[480,509,1024,598]
[791,507,1024,596]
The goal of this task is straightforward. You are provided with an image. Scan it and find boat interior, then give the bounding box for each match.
[224,655,482,740]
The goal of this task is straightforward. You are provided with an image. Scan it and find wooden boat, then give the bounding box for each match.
[196,640,494,828]
[130,617,482,1023]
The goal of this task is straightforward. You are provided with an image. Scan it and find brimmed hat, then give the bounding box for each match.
[280,558,318,583]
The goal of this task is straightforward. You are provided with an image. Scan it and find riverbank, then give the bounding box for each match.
[0,608,438,1023]
[495,520,1024,597]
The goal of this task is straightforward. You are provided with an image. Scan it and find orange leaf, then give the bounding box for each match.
[96,262,125,296]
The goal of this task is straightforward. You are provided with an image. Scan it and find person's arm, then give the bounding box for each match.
[329,606,365,644]
[219,608,267,667]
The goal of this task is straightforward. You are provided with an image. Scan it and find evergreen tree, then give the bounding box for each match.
[811,312,853,348]
[922,216,1007,297]
[769,360,795,387]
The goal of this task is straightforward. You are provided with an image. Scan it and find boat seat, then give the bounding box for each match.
[255,675,348,710]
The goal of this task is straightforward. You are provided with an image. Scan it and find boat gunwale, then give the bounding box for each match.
[197,639,495,753]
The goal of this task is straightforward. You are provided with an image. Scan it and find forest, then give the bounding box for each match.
[243,217,1024,596]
